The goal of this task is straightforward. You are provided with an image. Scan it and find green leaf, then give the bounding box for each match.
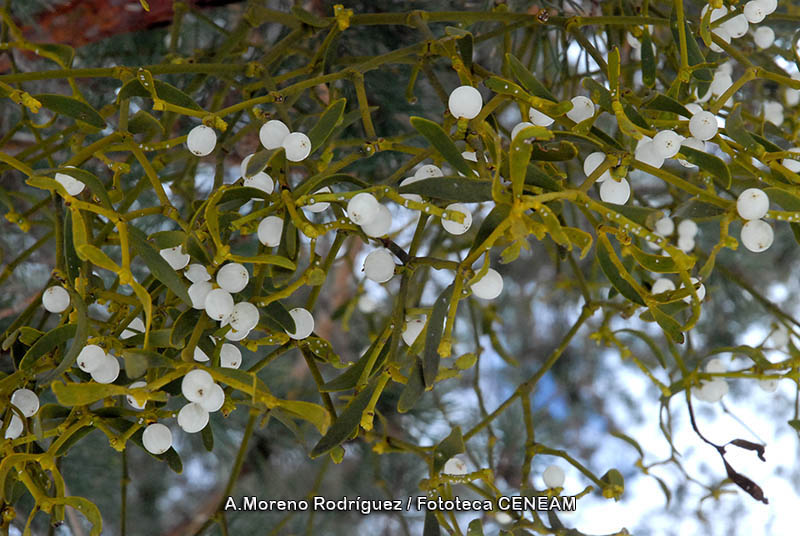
[56,167,113,209]
[607,47,620,94]
[600,468,625,500]
[54,426,93,456]
[201,423,214,452]
[644,94,692,117]
[39,291,88,384]
[641,28,656,88]
[526,163,562,191]
[51,496,102,536]
[244,150,271,178]
[471,204,510,253]
[456,31,473,71]
[530,141,578,161]
[467,519,485,536]
[322,340,389,392]
[277,400,331,435]
[308,98,346,152]
[629,244,687,273]
[423,510,441,536]
[765,187,800,244]
[410,116,473,177]
[506,53,557,101]
[19,324,77,370]
[397,357,425,413]
[34,43,74,68]
[623,103,650,130]
[128,110,165,136]
[725,104,762,154]
[423,284,455,387]
[128,227,191,306]
[648,305,685,344]
[615,328,668,368]
[77,244,120,273]
[34,94,105,128]
[538,205,570,248]
[677,146,731,188]
[749,132,783,153]
[433,426,465,473]
[117,79,203,111]
[399,176,492,202]
[581,78,613,112]
[64,211,81,282]
[310,377,379,458]
[705,345,771,368]
[563,227,593,259]
[263,301,296,333]
[672,198,726,221]
[597,236,646,306]
[52,382,166,406]
[610,430,645,458]
[149,230,186,249]
[510,133,534,198]
[669,13,713,86]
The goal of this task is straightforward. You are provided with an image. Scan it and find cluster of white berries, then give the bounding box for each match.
[693,358,729,403]
[736,188,773,253]
[347,193,393,237]
[1,388,40,439]
[187,118,312,163]
[702,0,777,54]
[77,344,121,383]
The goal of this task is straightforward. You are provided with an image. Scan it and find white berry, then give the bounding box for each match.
[652,130,684,159]
[185,264,211,283]
[566,96,594,123]
[3,415,23,440]
[583,152,610,182]
[470,268,503,300]
[754,26,775,50]
[91,354,120,384]
[721,14,748,39]
[282,132,312,162]
[77,344,106,373]
[363,248,395,283]
[199,383,225,413]
[55,170,85,196]
[188,281,212,310]
[126,381,148,410]
[542,465,565,488]
[181,369,215,403]
[529,107,554,127]
[677,219,698,238]
[510,121,535,140]
[216,263,249,293]
[402,316,426,346]
[11,389,39,418]
[689,111,718,141]
[159,246,190,270]
[193,345,209,362]
[655,216,675,236]
[651,278,676,295]
[635,141,665,169]
[782,148,800,173]
[441,203,473,235]
[736,188,769,220]
[678,137,706,168]
[682,277,706,303]
[259,119,290,150]
[361,204,392,237]
[186,125,216,157]
[599,177,631,205]
[740,219,774,252]
[257,216,283,247]
[305,187,331,213]
[42,286,70,313]
[230,301,259,333]
[178,402,210,433]
[443,457,468,475]
[121,317,145,339]
[142,423,172,454]
[204,289,234,321]
[286,308,314,340]
[220,343,242,369]
[347,193,380,226]
[415,164,444,179]
[448,85,483,120]
[743,1,766,23]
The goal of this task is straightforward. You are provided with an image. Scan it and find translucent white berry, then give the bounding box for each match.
[736,188,769,220]
[764,101,784,126]
[126,381,148,410]
[181,369,215,403]
[11,389,39,418]
[759,0,777,15]
[782,148,800,173]
[470,268,503,300]
[244,171,274,194]
[77,344,106,373]
[199,383,225,413]
[55,170,85,196]
[399,176,423,204]
[443,457,468,475]
[651,278,676,295]
[159,246,190,270]
[654,216,675,237]
[583,152,610,182]
[193,346,209,362]
[542,465,565,488]
[220,343,242,369]
[358,295,379,313]
[529,107,554,127]
[347,193,380,225]
[566,96,594,123]
[415,164,444,179]
[42,286,70,313]
[185,264,211,283]
[178,402,210,433]
[771,325,790,349]
[230,301,259,333]
[363,248,395,283]
[758,374,779,393]
[121,317,145,339]
[684,103,703,116]
[652,130,684,159]
[186,125,216,157]
[3,415,23,440]
[599,177,631,205]
[682,277,706,304]
[743,1,766,23]
[142,423,172,454]
[216,263,249,293]
[402,316,426,346]
[511,121,535,140]
[282,132,312,162]
[705,358,726,374]
[677,219,698,238]
[721,14,748,39]
[441,203,473,235]
[305,187,331,213]
[740,219,774,252]
[694,379,728,402]
[678,137,706,168]
[361,204,392,237]
[709,25,731,53]
[689,111,718,141]
[286,308,314,340]
[259,119,290,150]
[204,289,234,321]
[678,235,695,253]
[224,327,250,341]
[448,85,483,120]
[188,281,212,310]
[754,26,775,50]
[91,354,120,384]
[635,141,665,169]
[257,216,283,247]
